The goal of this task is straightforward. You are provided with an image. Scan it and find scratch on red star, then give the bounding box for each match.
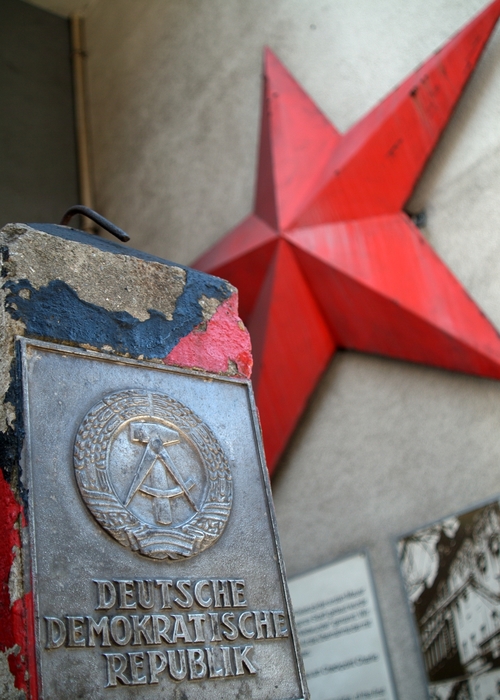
[194,0,500,473]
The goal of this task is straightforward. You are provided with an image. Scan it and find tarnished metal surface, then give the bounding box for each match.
[20,339,307,699]
[73,389,233,560]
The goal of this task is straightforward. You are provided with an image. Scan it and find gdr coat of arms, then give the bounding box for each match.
[74,389,232,560]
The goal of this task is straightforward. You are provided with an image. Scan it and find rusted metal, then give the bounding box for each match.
[60,205,130,242]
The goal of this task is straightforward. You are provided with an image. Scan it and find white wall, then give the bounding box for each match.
[84,2,500,697]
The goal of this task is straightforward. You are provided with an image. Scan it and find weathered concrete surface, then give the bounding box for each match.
[0,223,251,698]
[0,224,251,372]
[1,224,187,323]
[0,650,24,700]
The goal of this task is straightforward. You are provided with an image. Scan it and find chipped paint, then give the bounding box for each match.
[0,649,24,700]
[198,294,221,322]
[164,295,253,377]
[1,224,241,365]
[4,275,237,361]
[8,546,22,606]
[0,470,29,697]
[1,224,187,322]
[0,221,252,697]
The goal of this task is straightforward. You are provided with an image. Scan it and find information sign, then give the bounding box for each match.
[289,553,396,700]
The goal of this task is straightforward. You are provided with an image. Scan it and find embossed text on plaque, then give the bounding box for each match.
[21,340,307,699]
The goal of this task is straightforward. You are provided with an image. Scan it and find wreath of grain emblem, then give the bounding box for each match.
[73,390,232,560]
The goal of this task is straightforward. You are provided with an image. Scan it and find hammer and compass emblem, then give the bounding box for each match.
[125,422,197,526]
[74,390,232,560]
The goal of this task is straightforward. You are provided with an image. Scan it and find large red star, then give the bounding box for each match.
[194,0,500,474]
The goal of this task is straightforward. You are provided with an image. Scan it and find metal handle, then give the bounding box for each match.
[60,205,130,242]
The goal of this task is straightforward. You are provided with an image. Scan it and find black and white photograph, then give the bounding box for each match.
[398,500,500,700]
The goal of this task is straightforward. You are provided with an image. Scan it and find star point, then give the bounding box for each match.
[193,1,500,472]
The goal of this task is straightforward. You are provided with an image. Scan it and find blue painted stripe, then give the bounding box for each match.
[5,223,234,358]
[5,276,232,359]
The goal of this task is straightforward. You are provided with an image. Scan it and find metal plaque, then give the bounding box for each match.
[20,339,307,699]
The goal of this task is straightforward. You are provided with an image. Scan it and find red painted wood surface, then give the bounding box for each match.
[194,0,500,473]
